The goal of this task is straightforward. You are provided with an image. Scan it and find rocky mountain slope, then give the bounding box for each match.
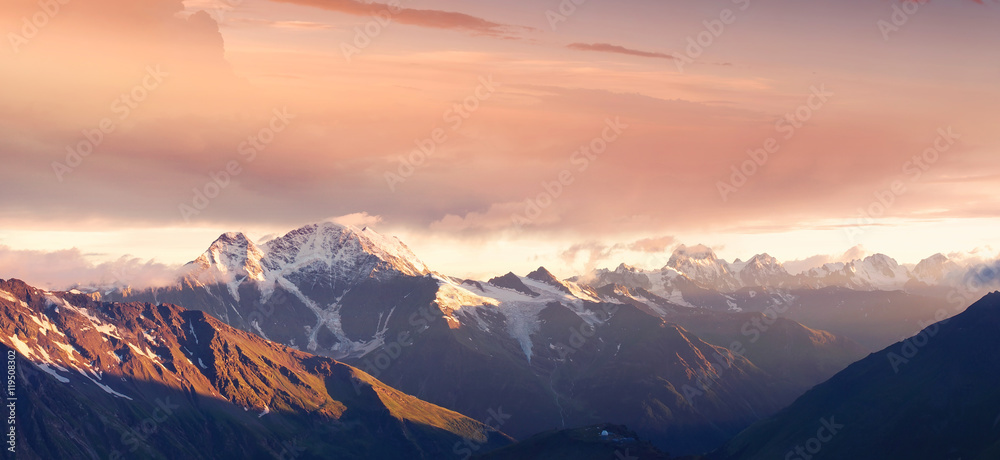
[0,278,511,459]
[712,292,1000,460]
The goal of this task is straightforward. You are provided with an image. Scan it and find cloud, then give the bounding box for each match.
[840,244,867,262]
[559,241,615,274]
[558,235,679,274]
[430,202,561,233]
[627,236,677,253]
[567,42,676,60]
[268,0,532,37]
[327,212,384,228]
[2,1,230,67]
[2,0,998,280]
[946,246,999,267]
[225,18,340,30]
[0,246,181,291]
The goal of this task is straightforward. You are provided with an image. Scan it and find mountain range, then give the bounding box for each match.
[583,243,996,299]
[11,221,1000,458]
[579,245,999,350]
[76,222,872,454]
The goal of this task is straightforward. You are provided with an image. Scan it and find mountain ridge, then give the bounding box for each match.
[712,291,1000,460]
[0,277,512,459]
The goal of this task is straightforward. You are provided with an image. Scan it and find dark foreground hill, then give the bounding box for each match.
[713,292,1000,460]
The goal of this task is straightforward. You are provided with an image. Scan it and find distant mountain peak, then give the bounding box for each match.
[615,263,639,273]
[193,231,267,281]
[924,253,949,263]
[526,267,572,294]
[747,253,779,265]
[862,253,898,266]
[663,244,740,291]
[488,272,540,297]
[582,246,983,295]
[195,222,430,282]
[913,253,961,284]
[526,266,557,282]
[669,244,718,262]
[737,253,790,287]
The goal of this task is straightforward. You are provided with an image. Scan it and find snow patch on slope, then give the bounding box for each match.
[431,273,617,362]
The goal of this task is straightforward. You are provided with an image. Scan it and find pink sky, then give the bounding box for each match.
[1,0,998,285]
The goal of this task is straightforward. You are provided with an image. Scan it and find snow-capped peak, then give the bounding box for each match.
[861,253,899,270]
[614,263,640,274]
[260,222,429,278]
[834,254,910,290]
[913,253,962,284]
[739,253,787,276]
[664,244,740,291]
[192,232,267,282]
[746,253,781,267]
[737,253,791,287]
[256,222,430,276]
[668,244,718,263]
[186,222,430,289]
[353,225,431,277]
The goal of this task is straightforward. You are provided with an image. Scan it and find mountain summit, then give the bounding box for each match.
[106,222,432,357]
[664,244,741,292]
[191,222,430,286]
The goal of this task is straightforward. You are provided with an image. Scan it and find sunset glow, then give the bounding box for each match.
[2,0,998,286]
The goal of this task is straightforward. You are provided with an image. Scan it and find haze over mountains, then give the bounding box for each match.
[71,222,989,449]
[580,244,998,350]
[713,292,1000,460]
[5,221,1000,458]
[80,222,866,453]
[584,243,996,297]
[75,223,999,306]
[83,222,998,353]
